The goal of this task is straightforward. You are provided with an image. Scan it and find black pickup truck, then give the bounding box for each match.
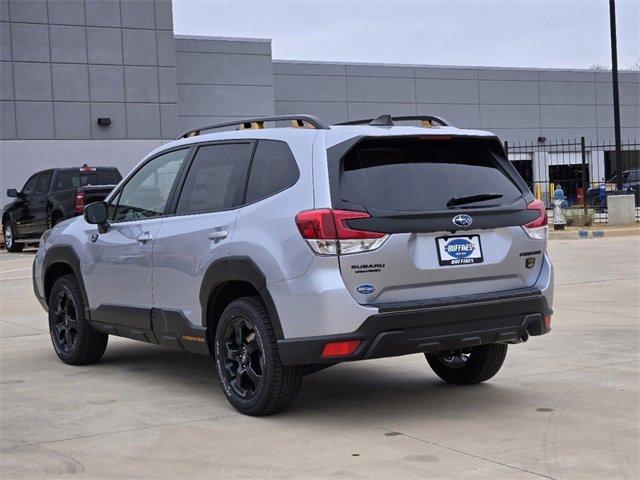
[2,166,122,252]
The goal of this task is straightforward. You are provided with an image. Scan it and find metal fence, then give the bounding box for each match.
[505,137,640,223]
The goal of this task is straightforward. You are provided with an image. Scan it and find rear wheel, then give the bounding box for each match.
[48,274,108,365]
[3,221,24,253]
[214,296,302,415]
[425,343,508,385]
[51,213,64,227]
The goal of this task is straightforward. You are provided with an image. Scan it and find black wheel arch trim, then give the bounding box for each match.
[41,244,91,319]
[199,256,284,339]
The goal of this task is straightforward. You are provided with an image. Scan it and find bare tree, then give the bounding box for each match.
[589,59,640,71]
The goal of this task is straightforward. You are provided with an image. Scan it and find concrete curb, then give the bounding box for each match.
[549,227,640,240]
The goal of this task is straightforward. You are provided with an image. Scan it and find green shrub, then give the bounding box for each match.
[565,208,595,227]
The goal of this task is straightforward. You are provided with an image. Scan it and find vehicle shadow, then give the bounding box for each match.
[92,341,526,422]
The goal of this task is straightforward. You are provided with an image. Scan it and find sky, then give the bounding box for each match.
[172,0,639,70]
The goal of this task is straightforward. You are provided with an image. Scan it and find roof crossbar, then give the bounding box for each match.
[336,115,452,128]
[178,115,330,139]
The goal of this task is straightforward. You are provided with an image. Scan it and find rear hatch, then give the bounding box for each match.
[328,135,547,305]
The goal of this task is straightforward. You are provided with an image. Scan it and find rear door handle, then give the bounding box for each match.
[207,230,228,240]
[137,232,153,243]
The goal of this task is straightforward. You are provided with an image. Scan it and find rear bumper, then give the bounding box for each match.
[277,288,552,366]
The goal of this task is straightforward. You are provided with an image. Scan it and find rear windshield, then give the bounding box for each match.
[339,137,522,211]
[55,169,122,190]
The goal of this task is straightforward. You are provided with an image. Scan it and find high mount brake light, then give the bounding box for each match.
[295,209,388,255]
[74,191,86,214]
[523,199,548,240]
[418,135,452,141]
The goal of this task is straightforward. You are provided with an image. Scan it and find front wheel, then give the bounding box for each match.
[425,343,508,385]
[214,296,302,416]
[3,221,24,253]
[48,274,108,365]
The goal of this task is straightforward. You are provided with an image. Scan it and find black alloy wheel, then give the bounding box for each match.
[214,296,302,415]
[48,274,108,365]
[51,288,78,354]
[220,317,264,399]
[425,343,508,385]
[435,349,472,370]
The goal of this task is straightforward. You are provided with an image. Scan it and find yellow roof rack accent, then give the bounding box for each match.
[240,121,264,129]
[178,115,330,139]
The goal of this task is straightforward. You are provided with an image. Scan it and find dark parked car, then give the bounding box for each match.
[2,166,121,252]
[586,169,640,208]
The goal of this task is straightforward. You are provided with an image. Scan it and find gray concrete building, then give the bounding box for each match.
[175,35,274,135]
[1,0,177,200]
[1,0,639,203]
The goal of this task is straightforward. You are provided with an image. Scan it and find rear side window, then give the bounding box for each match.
[97,169,122,185]
[176,143,253,214]
[339,138,522,211]
[245,140,299,204]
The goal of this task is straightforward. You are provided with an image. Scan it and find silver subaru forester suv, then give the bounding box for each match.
[33,114,553,415]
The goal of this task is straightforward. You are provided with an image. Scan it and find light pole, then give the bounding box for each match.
[609,0,623,190]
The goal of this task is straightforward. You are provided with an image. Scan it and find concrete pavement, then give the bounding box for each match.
[1,237,638,479]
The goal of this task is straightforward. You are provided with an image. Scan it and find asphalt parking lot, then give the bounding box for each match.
[0,236,638,480]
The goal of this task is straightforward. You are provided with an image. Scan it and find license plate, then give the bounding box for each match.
[436,235,483,266]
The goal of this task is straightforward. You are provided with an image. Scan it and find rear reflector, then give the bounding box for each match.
[321,340,361,358]
[523,199,548,240]
[295,209,388,255]
[544,314,552,330]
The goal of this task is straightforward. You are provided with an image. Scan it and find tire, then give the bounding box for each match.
[51,214,64,227]
[425,343,508,385]
[48,274,108,365]
[214,296,302,416]
[302,364,334,376]
[3,220,24,253]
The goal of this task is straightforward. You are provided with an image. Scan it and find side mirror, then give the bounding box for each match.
[84,202,109,233]
[7,188,19,198]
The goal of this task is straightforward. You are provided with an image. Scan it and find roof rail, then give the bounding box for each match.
[177,115,330,139]
[335,115,451,128]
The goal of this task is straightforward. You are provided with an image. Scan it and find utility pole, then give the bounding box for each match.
[609,0,623,190]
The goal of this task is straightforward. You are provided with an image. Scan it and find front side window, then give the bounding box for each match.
[245,140,299,204]
[111,149,189,222]
[35,172,52,195]
[176,143,253,215]
[21,175,38,196]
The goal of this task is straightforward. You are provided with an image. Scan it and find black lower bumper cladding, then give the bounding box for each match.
[277,288,552,366]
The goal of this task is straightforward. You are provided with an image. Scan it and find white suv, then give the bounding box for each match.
[33,115,553,415]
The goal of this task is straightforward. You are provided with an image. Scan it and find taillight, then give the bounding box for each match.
[74,191,86,213]
[295,209,388,255]
[522,199,548,240]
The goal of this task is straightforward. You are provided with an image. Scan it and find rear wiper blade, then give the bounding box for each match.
[447,193,503,207]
